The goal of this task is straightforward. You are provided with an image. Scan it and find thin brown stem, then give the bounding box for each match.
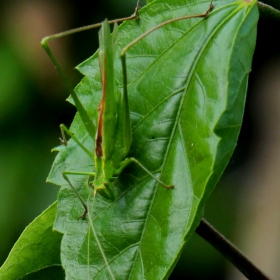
[196,218,270,279]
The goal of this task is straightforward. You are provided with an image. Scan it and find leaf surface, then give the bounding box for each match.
[21,266,65,280]
[0,203,63,280]
[48,0,259,279]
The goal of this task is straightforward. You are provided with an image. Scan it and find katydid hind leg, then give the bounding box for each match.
[116,158,174,189]
[117,1,214,190]
[131,158,174,189]
[115,65,132,159]
[120,1,214,69]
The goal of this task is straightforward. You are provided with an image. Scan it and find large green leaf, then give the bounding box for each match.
[48,0,258,279]
[0,203,64,280]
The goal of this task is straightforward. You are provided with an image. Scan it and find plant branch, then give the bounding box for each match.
[196,218,270,279]
[258,1,280,25]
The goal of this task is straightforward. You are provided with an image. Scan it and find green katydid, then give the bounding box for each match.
[41,1,214,219]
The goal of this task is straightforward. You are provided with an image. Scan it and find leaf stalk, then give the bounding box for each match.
[196,218,270,279]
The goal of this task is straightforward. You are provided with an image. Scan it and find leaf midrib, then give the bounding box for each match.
[126,2,245,279]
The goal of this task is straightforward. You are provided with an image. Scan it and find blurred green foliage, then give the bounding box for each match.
[0,0,279,279]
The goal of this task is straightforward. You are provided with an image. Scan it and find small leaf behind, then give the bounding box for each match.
[0,203,63,280]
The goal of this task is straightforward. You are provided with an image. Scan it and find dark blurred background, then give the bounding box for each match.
[0,0,280,279]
